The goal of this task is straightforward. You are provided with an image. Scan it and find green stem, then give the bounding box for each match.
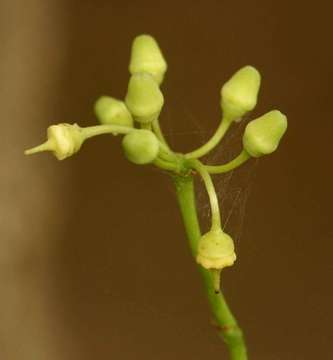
[140,122,153,130]
[82,124,177,162]
[173,175,248,360]
[185,117,232,159]
[140,120,176,161]
[152,118,171,150]
[204,150,250,174]
[153,157,181,173]
[190,159,221,231]
[158,142,177,162]
[81,124,134,138]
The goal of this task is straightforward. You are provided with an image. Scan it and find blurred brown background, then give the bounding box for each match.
[1,0,332,359]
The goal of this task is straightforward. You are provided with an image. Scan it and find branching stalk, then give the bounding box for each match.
[81,124,134,138]
[190,159,221,231]
[185,117,232,159]
[204,150,250,174]
[152,118,170,150]
[24,34,288,360]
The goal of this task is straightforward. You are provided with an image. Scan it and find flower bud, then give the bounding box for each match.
[129,34,167,85]
[122,129,159,164]
[221,66,261,121]
[243,110,287,158]
[94,96,133,127]
[125,73,164,124]
[25,123,84,160]
[196,229,236,292]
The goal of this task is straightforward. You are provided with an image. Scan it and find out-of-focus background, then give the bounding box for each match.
[1,1,332,359]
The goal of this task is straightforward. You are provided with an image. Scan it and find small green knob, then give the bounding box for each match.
[129,34,167,85]
[125,73,164,124]
[243,110,287,157]
[122,129,160,164]
[221,65,261,121]
[94,96,133,127]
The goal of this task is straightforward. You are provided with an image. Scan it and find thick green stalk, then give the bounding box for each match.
[173,175,247,360]
[154,157,181,173]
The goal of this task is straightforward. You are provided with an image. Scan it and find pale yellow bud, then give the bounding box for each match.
[196,229,236,293]
[25,123,84,160]
[94,96,133,127]
[122,129,160,164]
[221,66,261,121]
[243,110,288,157]
[197,229,236,270]
[129,34,167,85]
[125,73,164,124]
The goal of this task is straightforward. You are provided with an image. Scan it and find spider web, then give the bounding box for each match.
[161,99,258,244]
[196,119,258,244]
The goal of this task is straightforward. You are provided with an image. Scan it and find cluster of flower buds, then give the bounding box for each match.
[125,35,166,125]
[196,63,287,290]
[121,35,167,162]
[25,34,288,295]
[220,65,287,158]
[23,34,291,359]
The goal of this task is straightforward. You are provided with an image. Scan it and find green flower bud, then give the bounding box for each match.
[129,34,167,85]
[221,65,261,121]
[25,123,84,160]
[197,229,236,270]
[94,96,133,127]
[125,73,164,124]
[196,229,236,293]
[243,110,287,158]
[122,129,159,164]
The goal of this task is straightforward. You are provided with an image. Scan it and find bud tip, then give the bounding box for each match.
[24,140,52,156]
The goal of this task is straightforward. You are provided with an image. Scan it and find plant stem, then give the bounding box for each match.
[204,150,250,174]
[189,159,221,231]
[153,157,181,173]
[81,124,134,138]
[185,117,232,159]
[82,124,177,162]
[173,175,248,360]
[152,118,170,150]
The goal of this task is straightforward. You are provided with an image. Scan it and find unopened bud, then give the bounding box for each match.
[243,110,287,158]
[122,129,159,164]
[197,229,236,292]
[221,66,261,121]
[129,34,167,85]
[125,73,164,124]
[25,123,84,160]
[94,96,133,127]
